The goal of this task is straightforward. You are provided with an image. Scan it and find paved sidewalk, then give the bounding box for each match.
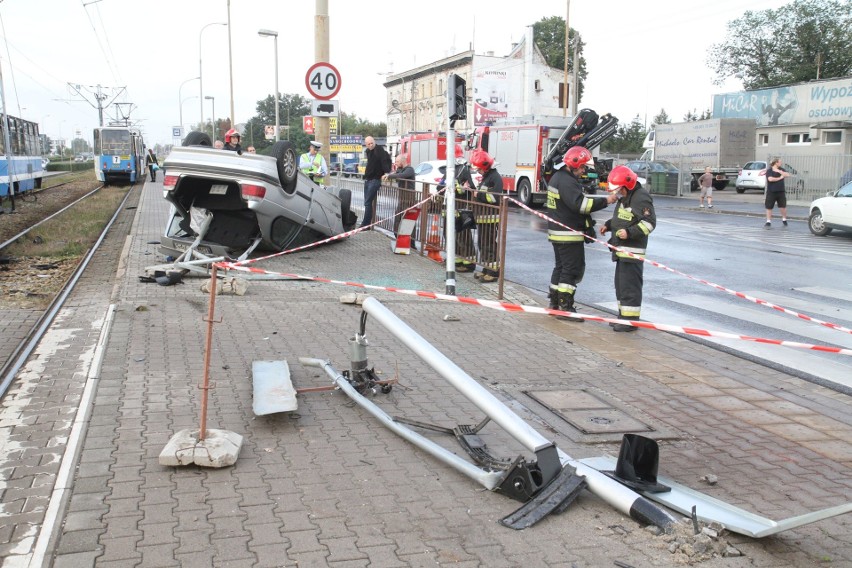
[0,182,850,567]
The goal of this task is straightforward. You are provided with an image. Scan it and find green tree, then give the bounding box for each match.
[684,108,713,121]
[707,0,852,89]
[601,115,647,154]
[533,16,587,102]
[243,94,386,155]
[652,109,670,125]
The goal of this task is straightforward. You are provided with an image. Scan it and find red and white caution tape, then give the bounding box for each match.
[507,197,852,337]
[215,262,852,357]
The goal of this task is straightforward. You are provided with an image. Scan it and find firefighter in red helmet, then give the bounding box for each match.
[224,129,243,154]
[599,165,656,332]
[437,145,477,271]
[469,150,503,282]
[545,146,617,321]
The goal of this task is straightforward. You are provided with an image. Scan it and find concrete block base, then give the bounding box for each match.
[159,428,243,468]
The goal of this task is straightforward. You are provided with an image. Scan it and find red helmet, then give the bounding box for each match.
[563,146,592,169]
[607,165,638,191]
[454,144,468,164]
[470,150,494,170]
[225,128,241,144]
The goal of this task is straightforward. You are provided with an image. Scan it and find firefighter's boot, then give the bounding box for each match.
[612,315,639,332]
[547,289,559,311]
[557,291,584,322]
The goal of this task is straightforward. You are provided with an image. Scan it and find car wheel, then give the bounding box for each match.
[339,188,357,230]
[808,209,832,236]
[736,187,745,194]
[516,178,532,207]
[272,140,298,194]
[183,131,212,147]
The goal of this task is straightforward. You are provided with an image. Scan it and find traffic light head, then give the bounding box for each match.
[448,73,467,123]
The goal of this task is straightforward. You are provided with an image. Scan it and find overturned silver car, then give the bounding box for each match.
[160,132,357,259]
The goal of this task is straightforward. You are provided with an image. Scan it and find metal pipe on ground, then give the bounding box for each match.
[352,297,676,530]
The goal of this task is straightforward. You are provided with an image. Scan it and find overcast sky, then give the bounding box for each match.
[1,0,792,148]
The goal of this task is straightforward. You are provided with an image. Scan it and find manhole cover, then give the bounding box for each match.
[524,389,653,435]
[559,409,653,434]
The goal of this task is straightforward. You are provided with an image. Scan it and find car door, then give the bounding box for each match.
[823,182,852,229]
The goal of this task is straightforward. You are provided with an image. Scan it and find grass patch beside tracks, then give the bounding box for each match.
[0,184,128,309]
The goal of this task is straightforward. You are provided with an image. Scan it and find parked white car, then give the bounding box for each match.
[735,161,767,193]
[808,180,852,236]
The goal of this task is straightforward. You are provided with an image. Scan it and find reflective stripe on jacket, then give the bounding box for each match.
[546,168,609,243]
[607,187,656,262]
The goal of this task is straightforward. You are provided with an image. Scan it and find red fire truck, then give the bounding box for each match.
[467,110,619,206]
[466,124,561,206]
[398,131,466,167]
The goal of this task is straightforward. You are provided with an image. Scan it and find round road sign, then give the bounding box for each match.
[305,62,342,100]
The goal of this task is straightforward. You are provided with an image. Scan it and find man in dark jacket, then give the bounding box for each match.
[384,154,416,238]
[361,136,392,228]
[600,165,656,332]
[546,146,616,321]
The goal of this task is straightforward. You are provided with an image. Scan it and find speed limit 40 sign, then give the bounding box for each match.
[305,62,342,100]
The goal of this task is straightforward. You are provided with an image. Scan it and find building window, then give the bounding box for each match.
[759,134,769,146]
[823,130,842,145]
[784,132,811,145]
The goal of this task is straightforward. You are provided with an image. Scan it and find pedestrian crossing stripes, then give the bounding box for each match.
[661,218,852,257]
[596,286,852,391]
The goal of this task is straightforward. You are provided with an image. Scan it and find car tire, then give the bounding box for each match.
[516,178,532,207]
[736,187,745,194]
[183,131,212,147]
[272,140,298,194]
[808,209,832,236]
[339,188,357,230]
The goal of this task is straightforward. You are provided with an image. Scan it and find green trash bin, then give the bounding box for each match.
[648,172,678,195]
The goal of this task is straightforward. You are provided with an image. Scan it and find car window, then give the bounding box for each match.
[744,161,766,171]
[837,181,852,197]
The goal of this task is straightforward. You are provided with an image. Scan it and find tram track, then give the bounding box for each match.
[0,182,140,399]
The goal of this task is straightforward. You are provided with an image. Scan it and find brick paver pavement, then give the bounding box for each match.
[0,181,849,567]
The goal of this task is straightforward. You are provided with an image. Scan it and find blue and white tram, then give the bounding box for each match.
[0,114,45,197]
[94,126,145,185]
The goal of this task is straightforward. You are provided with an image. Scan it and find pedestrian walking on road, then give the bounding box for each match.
[698,166,713,209]
[546,146,617,320]
[146,149,159,182]
[765,157,792,228]
[361,136,392,228]
[600,165,656,332]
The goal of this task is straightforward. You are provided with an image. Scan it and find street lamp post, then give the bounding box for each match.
[258,29,279,141]
[199,22,227,137]
[179,76,200,136]
[205,96,215,140]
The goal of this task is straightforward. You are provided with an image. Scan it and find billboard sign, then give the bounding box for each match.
[713,77,852,126]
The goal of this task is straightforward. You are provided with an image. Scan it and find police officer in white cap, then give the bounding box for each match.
[299,140,328,184]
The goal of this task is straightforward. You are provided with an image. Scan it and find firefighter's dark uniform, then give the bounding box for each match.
[603,184,656,330]
[438,164,477,271]
[473,167,503,281]
[546,166,610,318]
